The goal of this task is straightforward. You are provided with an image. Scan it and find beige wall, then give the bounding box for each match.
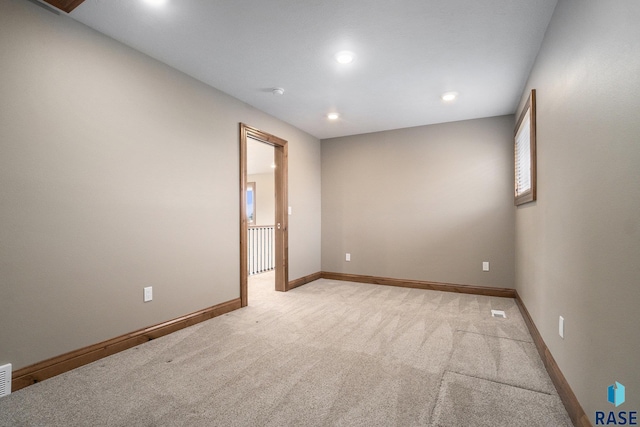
[247,173,275,226]
[321,116,515,288]
[515,0,640,420]
[0,0,321,370]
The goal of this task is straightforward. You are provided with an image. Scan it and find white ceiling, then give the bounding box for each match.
[68,0,557,139]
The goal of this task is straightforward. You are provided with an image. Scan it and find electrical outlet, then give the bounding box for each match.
[482,261,489,272]
[345,253,351,262]
[559,316,564,339]
[144,286,153,302]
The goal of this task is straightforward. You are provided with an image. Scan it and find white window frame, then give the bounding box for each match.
[514,89,537,206]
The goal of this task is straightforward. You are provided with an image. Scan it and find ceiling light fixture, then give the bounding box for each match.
[334,51,355,64]
[143,0,167,6]
[327,113,339,120]
[272,87,285,96]
[441,92,458,102]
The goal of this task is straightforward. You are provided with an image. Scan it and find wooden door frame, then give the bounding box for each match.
[239,123,288,307]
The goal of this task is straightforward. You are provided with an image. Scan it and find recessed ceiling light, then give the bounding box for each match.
[327,113,340,120]
[143,0,167,6]
[334,51,355,64]
[272,87,285,96]
[441,92,458,102]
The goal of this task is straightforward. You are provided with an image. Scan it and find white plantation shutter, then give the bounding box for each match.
[514,89,536,205]
[515,109,531,195]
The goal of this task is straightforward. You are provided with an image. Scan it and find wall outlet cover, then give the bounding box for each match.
[144,286,153,302]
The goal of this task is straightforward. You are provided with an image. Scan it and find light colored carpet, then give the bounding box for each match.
[0,273,572,426]
[431,372,573,427]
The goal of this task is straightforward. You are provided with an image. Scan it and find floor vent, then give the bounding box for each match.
[491,310,506,319]
[0,364,11,397]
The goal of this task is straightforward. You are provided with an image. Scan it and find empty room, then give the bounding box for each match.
[0,0,638,426]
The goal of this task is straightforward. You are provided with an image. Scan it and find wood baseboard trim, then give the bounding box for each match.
[515,292,591,427]
[320,272,517,298]
[12,298,242,392]
[287,272,322,291]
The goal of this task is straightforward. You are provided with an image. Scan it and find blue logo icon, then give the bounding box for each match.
[608,382,626,407]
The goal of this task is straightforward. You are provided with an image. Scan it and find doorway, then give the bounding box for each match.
[239,123,288,307]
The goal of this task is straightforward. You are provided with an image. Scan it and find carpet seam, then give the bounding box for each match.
[454,329,534,343]
[429,369,451,427]
[426,316,461,425]
[443,370,555,396]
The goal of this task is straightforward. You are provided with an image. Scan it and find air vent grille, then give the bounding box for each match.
[0,364,11,397]
[491,310,506,319]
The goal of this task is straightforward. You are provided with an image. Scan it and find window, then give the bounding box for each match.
[514,89,536,205]
[247,182,256,224]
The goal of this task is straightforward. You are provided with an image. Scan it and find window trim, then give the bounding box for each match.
[514,89,537,206]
